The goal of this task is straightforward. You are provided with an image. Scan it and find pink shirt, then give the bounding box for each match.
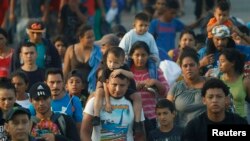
[131,66,169,119]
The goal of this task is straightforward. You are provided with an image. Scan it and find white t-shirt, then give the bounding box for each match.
[84,97,144,141]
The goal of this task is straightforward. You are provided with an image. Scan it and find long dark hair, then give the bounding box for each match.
[206,37,236,55]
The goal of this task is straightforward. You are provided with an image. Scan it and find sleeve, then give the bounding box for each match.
[175,19,185,32]
[64,115,81,141]
[148,19,157,36]
[83,97,95,116]
[198,47,207,60]
[148,33,160,59]
[119,32,130,56]
[72,96,83,123]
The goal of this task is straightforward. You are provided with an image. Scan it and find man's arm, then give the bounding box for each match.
[81,113,93,141]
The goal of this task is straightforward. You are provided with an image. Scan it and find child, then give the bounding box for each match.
[119,12,159,78]
[206,0,233,39]
[65,69,88,107]
[92,47,143,130]
[148,99,183,141]
[149,0,185,60]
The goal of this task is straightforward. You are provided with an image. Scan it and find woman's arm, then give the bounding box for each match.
[63,46,73,78]
[243,77,250,102]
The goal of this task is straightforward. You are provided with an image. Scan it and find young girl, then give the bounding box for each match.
[128,41,169,136]
[92,47,143,131]
[168,29,196,63]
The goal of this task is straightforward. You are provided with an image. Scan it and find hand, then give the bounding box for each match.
[105,103,112,113]
[144,79,156,88]
[41,133,55,141]
[136,82,145,90]
[110,69,122,78]
[200,54,214,67]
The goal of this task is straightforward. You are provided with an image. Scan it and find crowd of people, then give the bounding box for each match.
[0,0,250,141]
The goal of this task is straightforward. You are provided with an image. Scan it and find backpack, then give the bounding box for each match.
[31,113,66,136]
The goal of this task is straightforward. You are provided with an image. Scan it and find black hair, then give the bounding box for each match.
[0,77,15,93]
[156,99,176,113]
[0,28,8,39]
[179,47,199,66]
[110,73,129,81]
[219,48,246,74]
[129,41,150,57]
[52,35,68,47]
[135,12,150,22]
[165,0,180,10]
[10,71,29,85]
[201,78,229,97]
[206,37,236,55]
[103,47,125,67]
[77,24,93,38]
[179,29,196,41]
[215,0,230,11]
[20,42,36,50]
[45,68,64,81]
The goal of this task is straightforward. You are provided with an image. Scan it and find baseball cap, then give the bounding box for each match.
[95,34,120,47]
[6,107,31,122]
[67,69,85,84]
[29,82,51,100]
[211,25,230,38]
[27,20,46,32]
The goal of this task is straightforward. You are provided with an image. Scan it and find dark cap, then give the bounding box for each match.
[6,107,31,122]
[27,20,46,32]
[29,82,51,100]
[67,69,85,84]
[95,34,120,47]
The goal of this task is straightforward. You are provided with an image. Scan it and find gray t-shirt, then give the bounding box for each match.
[169,80,206,128]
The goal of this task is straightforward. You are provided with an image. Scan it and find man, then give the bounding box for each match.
[44,68,82,131]
[29,82,80,141]
[181,78,248,141]
[5,107,35,141]
[81,73,146,141]
[11,20,61,72]
[17,42,45,91]
[198,25,250,74]
[95,33,120,54]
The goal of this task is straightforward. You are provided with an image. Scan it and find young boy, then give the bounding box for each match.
[119,12,160,78]
[206,0,233,38]
[149,0,185,60]
[148,99,183,141]
[66,69,88,107]
[92,47,143,132]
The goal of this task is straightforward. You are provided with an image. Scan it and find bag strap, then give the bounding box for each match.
[51,113,66,136]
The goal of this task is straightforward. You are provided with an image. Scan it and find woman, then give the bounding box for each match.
[168,29,196,62]
[52,35,67,67]
[219,48,250,118]
[10,71,32,109]
[128,41,169,136]
[0,28,14,78]
[167,47,207,128]
[63,24,102,94]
